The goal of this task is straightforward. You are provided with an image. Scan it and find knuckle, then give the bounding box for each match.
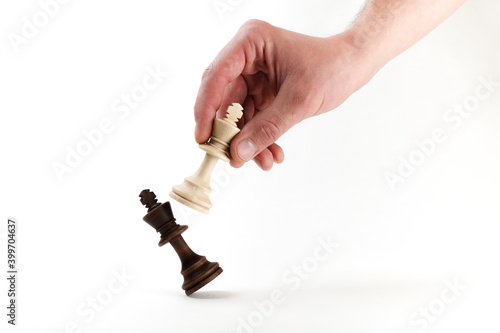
[258,118,282,143]
[240,19,270,36]
[242,19,265,29]
[201,65,213,81]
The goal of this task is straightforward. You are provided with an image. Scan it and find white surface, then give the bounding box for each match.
[1,0,499,332]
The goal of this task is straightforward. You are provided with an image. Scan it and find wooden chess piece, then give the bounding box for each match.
[170,103,243,214]
[139,189,223,295]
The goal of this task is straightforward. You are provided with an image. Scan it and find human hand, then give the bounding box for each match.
[194,20,378,170]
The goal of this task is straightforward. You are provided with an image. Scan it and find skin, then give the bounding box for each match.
[194,0,467,170]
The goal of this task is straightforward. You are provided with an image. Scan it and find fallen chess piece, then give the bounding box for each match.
[139,189,222,295]
[170,103,243,214]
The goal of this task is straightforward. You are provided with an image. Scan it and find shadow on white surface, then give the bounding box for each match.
[189,290,241,300]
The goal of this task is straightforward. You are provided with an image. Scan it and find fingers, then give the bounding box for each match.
[216,76,247,120]
[242,72,276,111]
[237,96,256,130]
[253,148,274,171]
[194,20,270,144]
[230,80,308,165]
[229,159,245,169]
[267,143,284,164]
[194,45,246,143]
[229,143,284,170]
[253,144,284,170]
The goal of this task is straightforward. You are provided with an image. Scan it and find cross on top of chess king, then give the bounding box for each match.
[170,103,244,214]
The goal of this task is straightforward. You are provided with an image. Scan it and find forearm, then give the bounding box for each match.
[343,0,466,70]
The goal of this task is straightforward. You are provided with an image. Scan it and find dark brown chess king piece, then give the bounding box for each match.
[139,189,223,295]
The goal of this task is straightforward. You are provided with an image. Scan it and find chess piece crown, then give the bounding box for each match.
[139,189,222,295]
[169,103,243,214]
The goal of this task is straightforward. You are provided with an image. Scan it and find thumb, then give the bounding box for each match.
[230,95,303,163]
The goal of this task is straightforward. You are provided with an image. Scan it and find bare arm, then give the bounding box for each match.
[347,0,467,70]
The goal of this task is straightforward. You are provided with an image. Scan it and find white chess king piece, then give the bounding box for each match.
[170,103,244,214]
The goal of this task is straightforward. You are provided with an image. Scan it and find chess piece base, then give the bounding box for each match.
[169,154,218,214]
[169,190,210,214]
[185,266,223,296]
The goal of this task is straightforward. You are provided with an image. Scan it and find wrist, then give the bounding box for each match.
[325,31,383,93]
[343,29,387,76]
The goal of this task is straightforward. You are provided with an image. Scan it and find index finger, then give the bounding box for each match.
[194,21,270,143]
[194,41,246,144]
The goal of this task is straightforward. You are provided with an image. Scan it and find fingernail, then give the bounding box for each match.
[237,139,257,161]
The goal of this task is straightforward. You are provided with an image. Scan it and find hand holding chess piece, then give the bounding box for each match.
[170,103,243,214]
[139,189,222,295]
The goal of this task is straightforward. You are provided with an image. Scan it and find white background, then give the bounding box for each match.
[1,0,499,332]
